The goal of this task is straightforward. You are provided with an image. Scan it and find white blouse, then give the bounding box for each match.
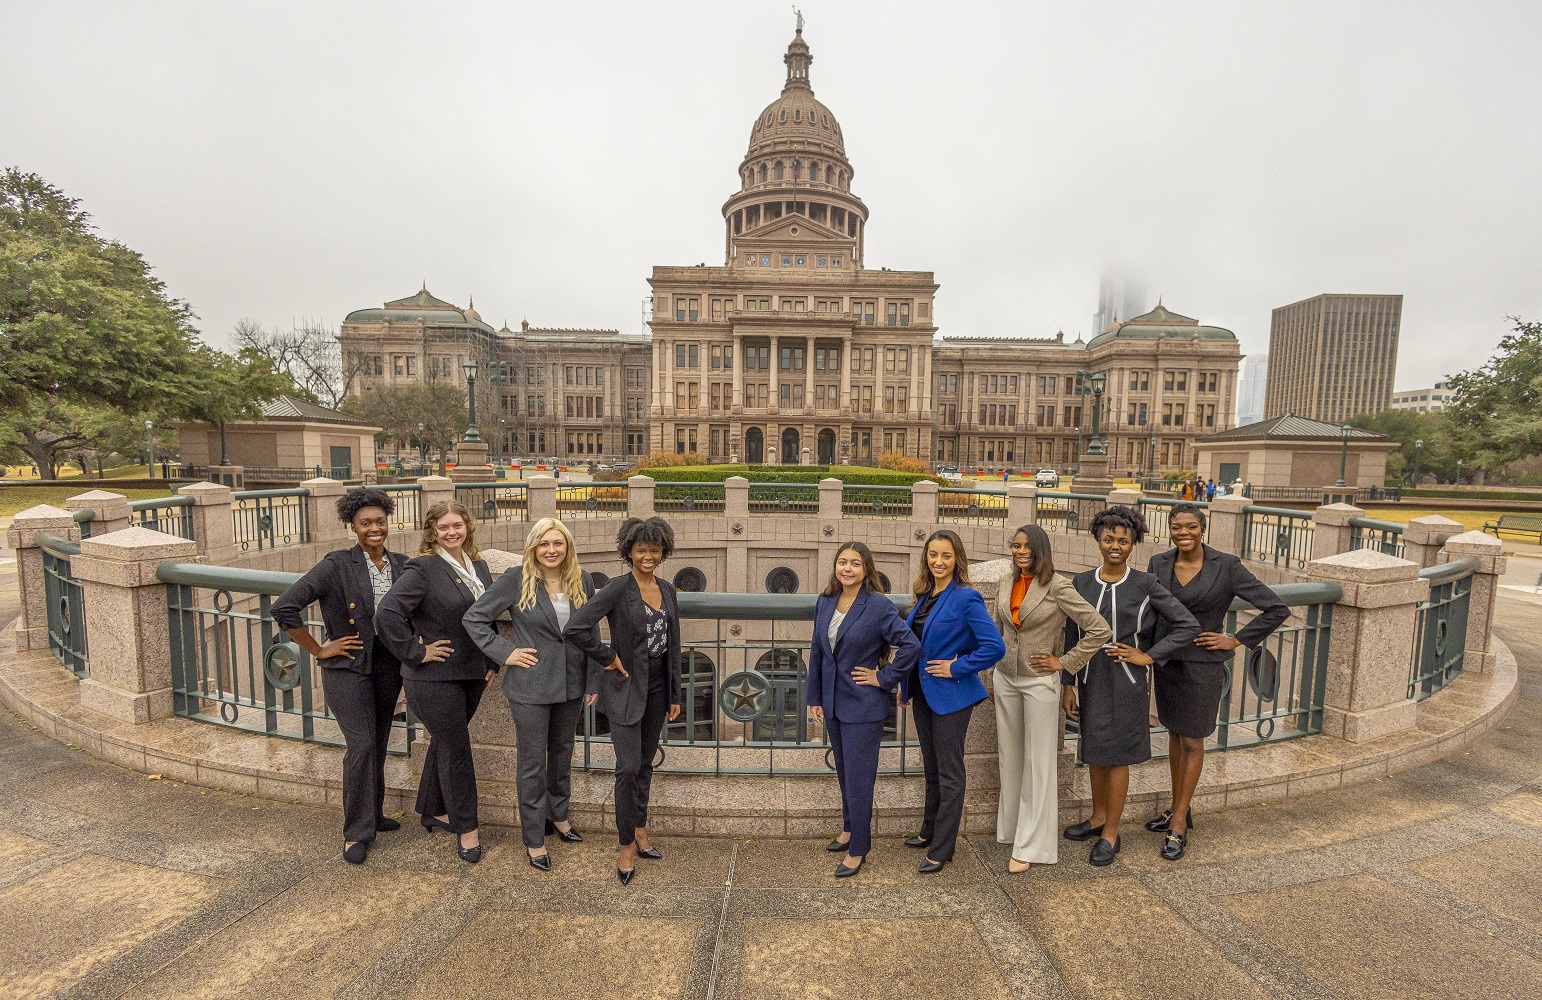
[828,608,846,647]
[549,591,571,630]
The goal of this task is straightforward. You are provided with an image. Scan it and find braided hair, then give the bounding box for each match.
[1088,504,1147,545]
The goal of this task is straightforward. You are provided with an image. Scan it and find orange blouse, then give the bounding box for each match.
[1010,574,1030,627]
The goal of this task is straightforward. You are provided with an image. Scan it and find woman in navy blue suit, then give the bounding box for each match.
[902,529,1006,873]
[807,542,921,878]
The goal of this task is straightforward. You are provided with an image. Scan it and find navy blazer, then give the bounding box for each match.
[1147,545,1290,664]
[806,587,922,725]
[272,546,411,675]
[902,580,1006,716]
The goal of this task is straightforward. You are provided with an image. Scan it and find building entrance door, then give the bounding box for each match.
[329,445,352,480]
[745,427,764,464]
[817,428,835,465]
[781,428,800,464]
[1219,462,1240,485]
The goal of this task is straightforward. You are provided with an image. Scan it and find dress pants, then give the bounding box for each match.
[321,654,402,844]
[506,696,585,849]
[826,715,883,857]
[911,680,974,862]
[405,677,486,835]
[610,671,670,846]
[993,671,1060,863]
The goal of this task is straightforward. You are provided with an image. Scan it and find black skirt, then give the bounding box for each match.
[1076,651,1152,767]
[1154,659,1227,739]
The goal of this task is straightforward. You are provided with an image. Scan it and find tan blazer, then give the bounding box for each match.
[989,572,1112,679]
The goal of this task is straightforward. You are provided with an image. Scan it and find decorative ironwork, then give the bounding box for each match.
[1410,558,1476,700]
[128,496,196,540]
[232,490,310,551]
[1241,506,1315,569]
[718,669,773,721]
[40,534,88,678]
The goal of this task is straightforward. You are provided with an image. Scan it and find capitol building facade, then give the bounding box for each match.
[339,29,1242,475]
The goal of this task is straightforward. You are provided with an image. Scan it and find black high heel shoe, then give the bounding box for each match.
[617,867,635,885]
[421,816,453,834]
[826,837,851,852]
[635,845,664,860]
[833,857,864,878]
[918,858,946,874]
[1160,831,1187,861]
[1144,808,1195,834]
[528,852,552,871]
[545,820,584,843]
[903,835,929,849]
[458,844,482,864]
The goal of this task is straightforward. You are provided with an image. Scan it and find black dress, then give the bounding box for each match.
[1065,567,1200,767]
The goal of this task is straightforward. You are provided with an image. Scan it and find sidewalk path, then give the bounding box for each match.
[1,600,1539,999]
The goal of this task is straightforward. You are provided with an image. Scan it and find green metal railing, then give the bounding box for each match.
[128,495,195,540]
[1241,505,1315,568]
[655,481,727,514]
[937,488,1008,525]
[1139,496,1209,541]
[841,483,913,518]
[1349,517,1406,559]
[371,483,423,531]
[157,561,418,753]
[231,489,310,551]
[1409,558,1477,700]
[554,483,624,520]
[747,482,819,516]
[456,482,531,524]
[1037,491,1105,534]
[70,507,95,540]
[39,533,88,678]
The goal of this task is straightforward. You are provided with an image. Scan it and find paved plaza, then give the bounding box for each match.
[0,593,1538,999]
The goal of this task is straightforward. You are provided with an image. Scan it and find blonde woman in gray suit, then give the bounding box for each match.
[990,524,1111,871]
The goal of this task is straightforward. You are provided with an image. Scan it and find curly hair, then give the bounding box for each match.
[1089,504,1148,544]
[418,500,479,560]
[1169,502,1208,529]
[616,516,675,566]
[336,487,394,524]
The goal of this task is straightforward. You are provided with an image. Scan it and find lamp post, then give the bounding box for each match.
[1456,458,1463,485]
[144,420,155,478]
[417,422,426,468]
[1336,423,1352,487]
[1412,439,1423,486]
[461,358,482,445]
[1147,433,1157,481]
[1086,371,1107,456]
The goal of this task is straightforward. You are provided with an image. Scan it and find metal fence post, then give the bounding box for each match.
[7,505,79,651]
[1439,531,1505,675]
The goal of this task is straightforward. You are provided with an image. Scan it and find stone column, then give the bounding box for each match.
[209,465,245,489]
[768,336,780,413]
[724,476,750,592]
[1440,530,1506,675]
[1006,484,1037,528]
[73,527,200,724]
[526,475,558,521]
[731,333,744,412]
[64,489,130,536]
[1306,549,1428,743]
[1205,494,1249,556]
[912,479,939,524]
[7,505,78,651]
[300,477,350,547]
[1403,514,1464,568]
[1310,502,1363,561]
[724,476,750,519]
[178,482,237,563]
[818,476,843,524]
[416,475,456,517]
[1106,486,1142,509]
[627,475,655,518]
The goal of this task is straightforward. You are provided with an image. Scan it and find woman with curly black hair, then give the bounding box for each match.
[274,488,410,865]
[1061,505,1200,867]
[563,516,682,884]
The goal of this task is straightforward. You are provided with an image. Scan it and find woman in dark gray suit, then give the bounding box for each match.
[563,516,682,885]
[464,517,600,871]
[377,500,497,864]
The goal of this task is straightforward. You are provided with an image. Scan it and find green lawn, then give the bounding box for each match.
[1,485,176,517]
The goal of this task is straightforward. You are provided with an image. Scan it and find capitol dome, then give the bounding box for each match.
[745,31,847,161]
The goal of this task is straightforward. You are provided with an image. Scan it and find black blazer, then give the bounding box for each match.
[1146,545,1291,664]
[563,573,682,726]
[272,546,411,675]
[376,553,497,683]
[463,566,601,706]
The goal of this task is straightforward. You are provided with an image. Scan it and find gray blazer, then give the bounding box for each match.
[989,572,1112,680]
[463,566,601,706]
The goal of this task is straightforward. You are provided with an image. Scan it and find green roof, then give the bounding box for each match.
[1086,304,1236,349]
[344,287,495,333]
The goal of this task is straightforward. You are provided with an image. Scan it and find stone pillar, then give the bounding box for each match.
[1310,502,1363,561]
[416,475,456,518]
[1106,486,1141,509]
[1403,514,1464,569]
[1205,494,1249,556]
[731,334,744,412]
[177,482,237,563]
[818,477,843,524]
[627,475,655,518]
[724,476,750,519]
[1440,530,1506,675]
[209,465,245,489]
[724,476,750,592]
[73,527,200,723]
[768,335,780,413]
[912,479,939,525]
[526,475,558,521]
[64,489,130,536]
[300,477,350,547]
[7,505,79,651]
[1306,549,1428,743]
[1006,484,1038,528]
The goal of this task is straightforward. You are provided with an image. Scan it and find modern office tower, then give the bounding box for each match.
[1390,382,1456,413]
[1236,353,1268,427]
[1263,294,1402,424]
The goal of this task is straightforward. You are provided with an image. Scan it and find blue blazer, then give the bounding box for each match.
[902,580,1006,716]
[806,587,922,725]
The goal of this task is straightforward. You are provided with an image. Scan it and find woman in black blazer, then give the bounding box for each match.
[806,542,920,877]
[376,500,497,864]
[464,516,600,871]
[273,488,410,865]
[1143,502,1290,859]
[563,516,681,885]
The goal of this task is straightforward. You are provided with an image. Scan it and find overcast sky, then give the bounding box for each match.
[6,1,1538,389]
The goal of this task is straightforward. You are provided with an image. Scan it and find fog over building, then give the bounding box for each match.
[1236,353,1269,427]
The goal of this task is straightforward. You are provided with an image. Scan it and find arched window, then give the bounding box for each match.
[779,109,786,123]
[824,166,833,184]
[792,159,801,180]
[759,163,768,183]
[774,161,784,181]
[794,109,801,122]
[809,161,818,182]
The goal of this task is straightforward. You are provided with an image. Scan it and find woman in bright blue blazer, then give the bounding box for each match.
[807,541,921,878]
[901,529,1006,873]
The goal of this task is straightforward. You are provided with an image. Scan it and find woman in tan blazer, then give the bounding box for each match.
[989,524,1111,871]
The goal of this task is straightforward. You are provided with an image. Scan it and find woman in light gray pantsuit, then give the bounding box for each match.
[464,517,602,871]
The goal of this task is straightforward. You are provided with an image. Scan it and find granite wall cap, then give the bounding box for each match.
[1307,547,1419,583]
[911,479,939,494]
[78,525,199,562]
[63,489,128,507]
[299,476,347,493]
[11,504,76,527]
[724,476,750,486]
[1207,494,1250,513]
[1442,529,1503,554]
[1108,488,1143,504]
[415,475,454,486]
[627,474,655,488]
[481,548,522,577]
[1006,484,1038,498]
[175,481,234,504]
[1312,502,1365,525]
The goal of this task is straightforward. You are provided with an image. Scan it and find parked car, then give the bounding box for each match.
[934,466,963,485]
[595,463,613,472]
[1035,468,1060,488]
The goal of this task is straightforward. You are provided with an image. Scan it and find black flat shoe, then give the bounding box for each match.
[343,842,368,865]
[1160,831,1187,861]
[528,852,552,871]
[1144,808,1194,834]
[635,846,663,860]
[457,844,482,864]
[826,837,851,852]
[918,858,946,874]
[833,858,864,878]
[545,820,584,843]
[1089,836,1121,867]
[1063,819,1101,842]
[617,867,635,885]
[903,835,929,849]
[421,816,453,834]
[376,816,401,832]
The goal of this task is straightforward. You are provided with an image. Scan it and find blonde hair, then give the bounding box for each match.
[418,501,480,560]
[519,517,587,612]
